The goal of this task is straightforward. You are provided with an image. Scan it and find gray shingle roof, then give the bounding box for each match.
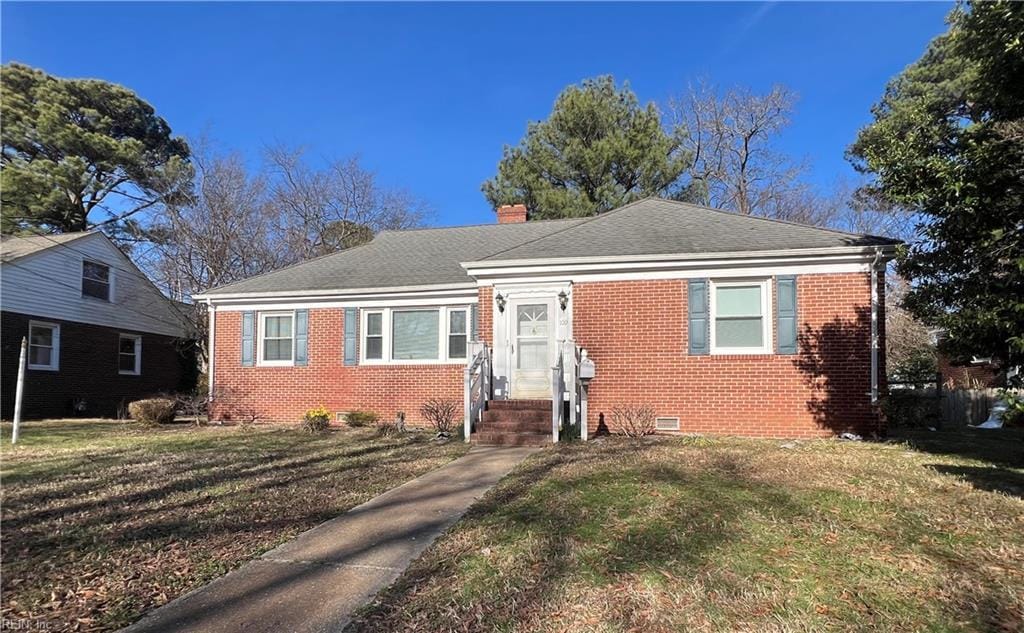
[0,231,92,262]
[204,217,587,296]
[479,198,896,262]
[202,198,897,297]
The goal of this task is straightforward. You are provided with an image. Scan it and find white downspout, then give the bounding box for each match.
[870,248,882,404]
[207,300,216,405]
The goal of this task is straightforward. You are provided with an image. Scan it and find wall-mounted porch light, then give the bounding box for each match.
[495,292,506,313]
[557,290,569,311]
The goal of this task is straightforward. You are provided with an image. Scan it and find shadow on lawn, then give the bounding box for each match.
[893,427,1024,469]
[347,439,1022,633]
[928,464,1024,500]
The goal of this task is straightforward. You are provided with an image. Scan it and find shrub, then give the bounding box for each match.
[128,398,177,425]
[420,398,460,436]
[344,410,379,427]
[377,412,407,437]
[881,391,940,428]
[611,404,657,438]
[302,405,331,434]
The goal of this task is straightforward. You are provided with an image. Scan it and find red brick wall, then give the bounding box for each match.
[1,310,194,420]
[573,273,884,438]
[211,309,462,425]
[477,287,493,346]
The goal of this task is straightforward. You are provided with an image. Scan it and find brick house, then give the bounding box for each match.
[1,232,195,419]
[197,198,897,443]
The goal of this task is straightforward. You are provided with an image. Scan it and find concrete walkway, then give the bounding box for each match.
[122,446,537,633]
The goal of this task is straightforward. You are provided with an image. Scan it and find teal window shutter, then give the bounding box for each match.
[344,308,357,366]
[295,309,309,366]
[688,279,709,355]
[776,276,798,354]
[470,304,479,341]
[241,311,255,366]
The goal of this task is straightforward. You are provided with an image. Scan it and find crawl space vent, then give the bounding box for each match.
[655,417,680,431]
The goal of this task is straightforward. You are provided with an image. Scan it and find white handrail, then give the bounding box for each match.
[463,343,490,442]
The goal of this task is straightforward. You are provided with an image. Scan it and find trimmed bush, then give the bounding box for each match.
[302,406,331,434]
[612,404,657,438]
[344,410,379,427]
[128,398,177,425]
[377,412,407,437]
[420,398,460,436]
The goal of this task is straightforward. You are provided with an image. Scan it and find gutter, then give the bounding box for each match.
[461,245,900,271]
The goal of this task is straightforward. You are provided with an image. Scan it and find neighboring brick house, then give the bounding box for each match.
[197,198,897,442]
[1,232,195,419]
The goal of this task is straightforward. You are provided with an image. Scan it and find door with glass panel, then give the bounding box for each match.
[510,299,556,399]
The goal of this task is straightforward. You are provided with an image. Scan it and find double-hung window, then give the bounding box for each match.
[119,334,142,375]
[710,279,771,354]
[364,311,384,360]
[361,307,470,364]
[28,321,60,371]
[82,261,112,301]
[259,312,294,365]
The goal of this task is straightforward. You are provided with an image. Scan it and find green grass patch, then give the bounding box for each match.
[0,419,467,631]
[348,431,1024,633]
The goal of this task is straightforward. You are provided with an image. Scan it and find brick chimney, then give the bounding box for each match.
[497,203,528,224]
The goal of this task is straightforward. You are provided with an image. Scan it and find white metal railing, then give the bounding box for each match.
[463,342,491,442]
[551,339,584,443]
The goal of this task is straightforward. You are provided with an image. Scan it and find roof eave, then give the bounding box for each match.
[194,281,479,302]
[460,244,899,271]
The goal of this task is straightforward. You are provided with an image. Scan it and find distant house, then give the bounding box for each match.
[196,198,899,443]
[1,232,195,419]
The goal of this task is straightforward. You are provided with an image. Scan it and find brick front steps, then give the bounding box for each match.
[470,400,553,446]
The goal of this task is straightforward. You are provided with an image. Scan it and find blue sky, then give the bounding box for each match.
[2,1,951,227]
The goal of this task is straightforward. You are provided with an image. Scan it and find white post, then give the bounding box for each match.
[463,364,473,443]
[12,337,27,444]
[580,383,589,442]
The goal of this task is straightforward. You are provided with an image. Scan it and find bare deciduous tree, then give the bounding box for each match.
[266,146,428,260]
[143,140,430,364]
[670,81,805,217]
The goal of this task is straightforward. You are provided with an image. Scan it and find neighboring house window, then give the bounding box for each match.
[364,311,383,360]
[710,279,771,354]
[259,312,294,365]
[119,334,142,375]
[447,308,468,360]
[360,306,471,364]
[82,261,112,301]
[28,321,60,371]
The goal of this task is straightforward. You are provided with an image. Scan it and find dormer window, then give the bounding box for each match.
[82,261,111,301]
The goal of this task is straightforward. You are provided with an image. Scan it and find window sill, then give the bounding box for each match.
[28,365,58,372]
[119,371,141,376]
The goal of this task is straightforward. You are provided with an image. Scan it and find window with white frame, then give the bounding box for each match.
[259,312,294,365]
[118,334,142,375]
[710,279,771,354]
[28,321,60,370]
[447,309,468,359]
[361,307,470,364]
[82,260,112,301]
[364,311,384,360]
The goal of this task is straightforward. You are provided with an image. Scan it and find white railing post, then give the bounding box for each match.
[464,364,473,443]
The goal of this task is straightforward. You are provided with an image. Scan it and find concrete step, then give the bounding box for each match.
[487,399,552,411]
[482,409,550,424]
[470,431,551,447]
[476,420,552,433]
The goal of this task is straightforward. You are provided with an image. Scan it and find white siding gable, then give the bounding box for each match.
[1,233,189,338]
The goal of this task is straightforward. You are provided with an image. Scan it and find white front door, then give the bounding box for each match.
[510,299,556,399]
